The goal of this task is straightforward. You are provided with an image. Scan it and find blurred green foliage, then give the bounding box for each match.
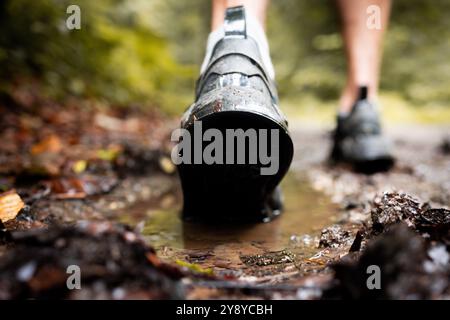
[268,0,450,106]
[0,0,198,109]
[1,0,449,112]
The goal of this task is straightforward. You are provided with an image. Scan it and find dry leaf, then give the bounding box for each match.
[0,190,25,222]
[96,145,122,161]
[72,160,87,174]
[47,175,118,199]
[159,156,175,174]
[31,134,62,155]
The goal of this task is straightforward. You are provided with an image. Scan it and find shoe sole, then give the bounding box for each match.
[353,157,395,174]
[177,111,293,223]
[331,135,395,174]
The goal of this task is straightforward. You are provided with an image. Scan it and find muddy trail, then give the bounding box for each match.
[0,95,449,299]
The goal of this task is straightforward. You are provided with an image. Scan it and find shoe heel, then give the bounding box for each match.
[177,96,293,223]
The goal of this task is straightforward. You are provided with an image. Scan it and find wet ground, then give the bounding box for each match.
[0,96,449,299]
[120,173,338,278]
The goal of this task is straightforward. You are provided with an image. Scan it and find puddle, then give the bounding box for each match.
[119,173,338,274]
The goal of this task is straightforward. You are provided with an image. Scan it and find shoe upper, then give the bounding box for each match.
[181,6,288,131]
[336,87,382,139]
[332,86,393,163]
[195,37,278,104]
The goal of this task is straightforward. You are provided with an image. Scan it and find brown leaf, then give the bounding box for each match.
[28,265,67,292]
[0,190,25,222]
[159,156,175,174]
[47,175,118,199]
[31,134,62,155]
[49,177,86,199]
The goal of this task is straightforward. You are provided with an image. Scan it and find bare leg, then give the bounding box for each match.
[211,0,269,30]
[337,0,391,113]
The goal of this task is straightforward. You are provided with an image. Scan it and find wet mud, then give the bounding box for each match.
[0,98,449,299]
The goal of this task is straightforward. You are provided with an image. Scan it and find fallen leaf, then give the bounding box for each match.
[28,265,68,292]
[47,175,118,199]
[31,134,62,155]
[0,190,25,222]
[175,259,214,275]
[97,145,121,161]
[159,156,175,174]
[49,178,86,199]
[72,160,87,174]
[146,252,162,267]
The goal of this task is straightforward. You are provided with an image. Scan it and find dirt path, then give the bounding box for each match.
[0,100,449,299]
[149,123,450,299]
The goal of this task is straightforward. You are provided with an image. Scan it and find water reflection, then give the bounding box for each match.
[138,173,337,268]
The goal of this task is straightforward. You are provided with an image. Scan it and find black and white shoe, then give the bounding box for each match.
[176,6,293,223]
[331,86,395,173]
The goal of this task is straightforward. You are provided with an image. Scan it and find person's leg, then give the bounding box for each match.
[331,0,394,171]
[337,0,391,113]
[211,0,269,30]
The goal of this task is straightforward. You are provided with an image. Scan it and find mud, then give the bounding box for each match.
[325,224,450,299]
[121,173,338,282]
[0,97,449,299]
[0,221,184,299]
